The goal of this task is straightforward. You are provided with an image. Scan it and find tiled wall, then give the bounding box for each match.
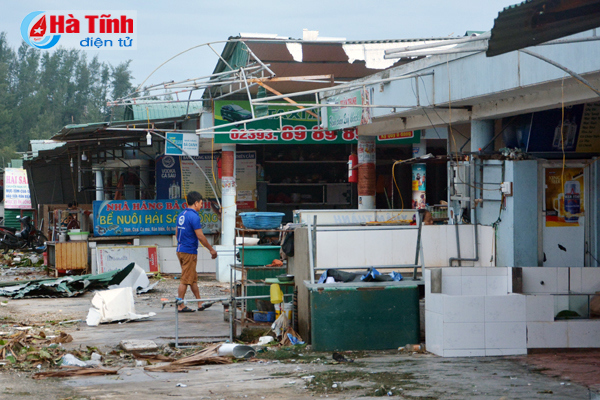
[315,225,495,269]
[159,246,217,273]
[425,267,600,357]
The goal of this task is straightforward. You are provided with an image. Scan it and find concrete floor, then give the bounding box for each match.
[1,276,600,399]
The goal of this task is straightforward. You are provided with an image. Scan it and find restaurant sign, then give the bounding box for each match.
[214,100,418,145]
[93,199,219,236]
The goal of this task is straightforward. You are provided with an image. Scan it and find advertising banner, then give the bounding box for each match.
[213,100,419,145]
[155,151,257,210]
[93,199,220,236]
[165,132,199,156]
[527,103,600,153]
[4,168,32,209]
[412,164,426,209]
[322,88,371,130]
[545,168,584,227]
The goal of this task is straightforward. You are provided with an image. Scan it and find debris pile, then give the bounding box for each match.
[0,263,153,298]
[144,343,232,372]
[0,328,73,368]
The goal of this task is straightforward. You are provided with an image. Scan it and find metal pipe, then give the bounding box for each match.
[385,33,491,56]
[240,68,256,119]
[308,216,316,284]
[414,212,423,280]
[249,102,416,109]
[149,131,221,207]
[251,72,435,103]
[242,42,276,77]
[449,206,480,266]
[519,49,600,98]
[196,105,321,133]
[385,47,486,59]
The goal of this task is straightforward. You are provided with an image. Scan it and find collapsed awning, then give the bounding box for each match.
[0,263,136,299]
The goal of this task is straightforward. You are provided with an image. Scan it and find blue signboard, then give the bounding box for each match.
[155,155,182,200]
[165,132,199,156]
[93,199,220,236]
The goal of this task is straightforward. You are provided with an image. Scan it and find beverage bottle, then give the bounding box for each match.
[564,180,581,222]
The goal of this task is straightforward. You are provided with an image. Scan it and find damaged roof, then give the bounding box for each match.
[0,263,135,299]
[207,35,458,96]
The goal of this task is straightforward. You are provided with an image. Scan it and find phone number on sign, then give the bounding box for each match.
[228,126,358,142]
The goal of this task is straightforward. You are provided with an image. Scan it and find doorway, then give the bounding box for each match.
[539,162,588,267]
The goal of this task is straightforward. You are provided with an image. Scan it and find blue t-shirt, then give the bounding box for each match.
[176,208,202,254]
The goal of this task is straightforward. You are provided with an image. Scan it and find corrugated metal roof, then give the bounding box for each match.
[207,37,457,97]
[124,102,203,121]
[0,263,135,298]
[487,0,600,57]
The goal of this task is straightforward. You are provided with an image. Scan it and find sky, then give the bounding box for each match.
[2,0,516,94]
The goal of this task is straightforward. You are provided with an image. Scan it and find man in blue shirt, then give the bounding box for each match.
[176,191,218,312]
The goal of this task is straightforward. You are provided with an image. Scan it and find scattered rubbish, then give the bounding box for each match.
[120,340,159,352]
[0,330,73,365]
[86,287,156,326]
[538,390,553,394]
[400,343,426,353]
[280,327,304,346]
[244,368,254,372]
[301,375,315,381]
[62,354,88,367]
[58,319,82,325]
[271,313,289,337]
[217,343,256,359]
[33,368,119,380]
[257,336,274,346]
[0,263,137,298]
[176,383,187,387]
[331,383,338,388]
[145,344,232,373]
[108,264,159,294]
[131,352,175,363]
[332,352,353,363]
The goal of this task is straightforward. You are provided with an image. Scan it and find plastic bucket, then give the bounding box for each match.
[283,302,293,320]
[217,343,256,359]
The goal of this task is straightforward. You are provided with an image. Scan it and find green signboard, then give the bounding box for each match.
[213,100,419,145]
[322,89,366,131]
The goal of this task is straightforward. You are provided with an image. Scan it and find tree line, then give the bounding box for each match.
[0,32,135,165]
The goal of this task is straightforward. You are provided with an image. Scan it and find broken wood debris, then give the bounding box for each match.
[32,366,119,380]
[144,344,232,372]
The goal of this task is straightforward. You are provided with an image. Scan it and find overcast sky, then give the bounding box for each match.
[3,0,516,93]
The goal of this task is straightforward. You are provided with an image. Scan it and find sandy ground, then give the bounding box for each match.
[0,260,599,399]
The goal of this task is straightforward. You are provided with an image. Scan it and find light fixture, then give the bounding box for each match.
[146,132,152,146]
[81,151,87,161]
[70,158,74,168]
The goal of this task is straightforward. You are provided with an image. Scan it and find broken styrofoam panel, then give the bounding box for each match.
[286,43,303,62]
[108,264,158,294]
[120,339,158,352]
[86,287,156,326]
[342,43,400,70]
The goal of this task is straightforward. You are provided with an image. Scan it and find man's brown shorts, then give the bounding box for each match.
[177,252,198,285]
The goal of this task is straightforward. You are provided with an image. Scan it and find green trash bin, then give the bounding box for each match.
[308,283,420,351]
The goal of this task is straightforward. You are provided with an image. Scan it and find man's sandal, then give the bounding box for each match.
[198,302,213,311]
[178,306,195,313]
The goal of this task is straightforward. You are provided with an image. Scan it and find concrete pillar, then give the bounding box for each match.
[357,136,376,209]
[216,144,237,282]
[95,170,104,201]
[471,120,495,154]
[412,139,426,209]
